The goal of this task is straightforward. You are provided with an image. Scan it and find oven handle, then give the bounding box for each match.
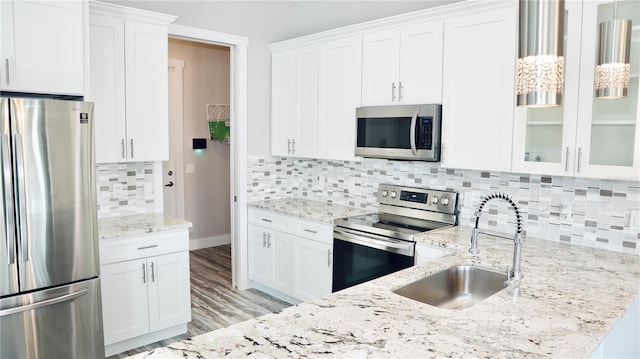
[334,229,414,257]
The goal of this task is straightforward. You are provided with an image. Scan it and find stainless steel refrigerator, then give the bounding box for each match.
[0,97,105,358]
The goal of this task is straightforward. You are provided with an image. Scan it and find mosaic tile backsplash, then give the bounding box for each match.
[97,162,156,218]
[248,156,640,255]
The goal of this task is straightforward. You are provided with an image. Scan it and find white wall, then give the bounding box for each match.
[168,39,231,240]
[105,1,460,156]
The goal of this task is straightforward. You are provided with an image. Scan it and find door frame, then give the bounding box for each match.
[167,25,249,290]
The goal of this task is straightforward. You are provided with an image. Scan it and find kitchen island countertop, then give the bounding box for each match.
[127,222,640,358]
[98,213,192,240]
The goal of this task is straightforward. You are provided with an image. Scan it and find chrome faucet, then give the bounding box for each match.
[469,193,524,285]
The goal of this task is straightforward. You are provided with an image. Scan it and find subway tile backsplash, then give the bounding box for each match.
[97,162,155,218]
[248,156,640,255]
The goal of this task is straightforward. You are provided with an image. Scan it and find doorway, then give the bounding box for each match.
[166,25,249,290]
[165,39,232,250]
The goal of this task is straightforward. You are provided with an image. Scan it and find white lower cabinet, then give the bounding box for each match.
[99,230,190,357]
[248,208,332,303]
[291,238,332,302]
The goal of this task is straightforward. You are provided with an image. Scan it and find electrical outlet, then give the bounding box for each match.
[629,209,639,231]
[144,182,153,196]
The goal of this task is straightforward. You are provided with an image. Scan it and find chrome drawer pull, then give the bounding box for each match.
[304,229,317,234]
[138,245,158,250]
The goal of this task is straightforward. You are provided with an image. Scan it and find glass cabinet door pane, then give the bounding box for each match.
[588,0,639,167]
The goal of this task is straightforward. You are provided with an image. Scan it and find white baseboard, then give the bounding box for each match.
[189,234,231,250]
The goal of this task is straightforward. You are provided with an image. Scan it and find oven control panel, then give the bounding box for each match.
[377,184,457,215]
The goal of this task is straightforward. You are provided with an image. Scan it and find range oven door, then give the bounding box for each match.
[333,228,415,292]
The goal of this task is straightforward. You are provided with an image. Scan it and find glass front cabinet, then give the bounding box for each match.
[513,0,639,180]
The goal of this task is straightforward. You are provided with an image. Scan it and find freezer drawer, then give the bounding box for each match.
[0,278,105,359]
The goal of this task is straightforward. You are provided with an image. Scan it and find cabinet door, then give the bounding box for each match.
[399,20,444,104]
[147,251,191,332]
[0,0,84,95]
[248,225,271,285]
[291,45,318,158]
[124,20,169,162]
[317,36,362,160]
[267,230,292,295]
[511,1,582,176]
[271,50,295,157]
[574,0,640,180]
[291,238,332,301]
[361,29,400,106]
[101,259,150,346]
[89,13,127,164]
[441,4,517,172]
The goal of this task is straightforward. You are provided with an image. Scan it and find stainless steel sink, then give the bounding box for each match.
[393,265,507,309]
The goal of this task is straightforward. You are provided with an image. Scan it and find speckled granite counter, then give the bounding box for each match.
[128,224,639,358]
[248,198,372,224]
[98,213,192,240]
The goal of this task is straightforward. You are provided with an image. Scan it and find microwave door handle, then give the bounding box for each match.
[410,111,418,155]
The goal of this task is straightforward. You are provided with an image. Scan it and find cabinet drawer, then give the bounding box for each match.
[292,220,332,244]
[99,230,189,265]
[248,208,292,232]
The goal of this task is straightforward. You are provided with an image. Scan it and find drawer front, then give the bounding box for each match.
[292,219,333,244]
[248,208,292,232]
[99,230,189,265]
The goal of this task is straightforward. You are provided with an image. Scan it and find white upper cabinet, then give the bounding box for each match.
[317,36,362,160]
[513,0,639,181]
[271,35,362,161]
[441,3,517,172]
[271,45,318,158]
[0,0,84,95]
[88,1,175,164]
[574,0,640,180]
[362,20,443,106]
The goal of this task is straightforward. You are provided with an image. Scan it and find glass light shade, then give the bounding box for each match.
[595,19,632,98]
[517,0,565,108]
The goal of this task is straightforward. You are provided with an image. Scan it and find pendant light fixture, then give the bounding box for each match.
[595,0,632,99]
[517,0,565,108]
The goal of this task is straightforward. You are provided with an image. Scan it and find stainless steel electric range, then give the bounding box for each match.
[332,184,458,292]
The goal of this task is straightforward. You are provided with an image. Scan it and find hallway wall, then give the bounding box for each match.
[169,39,231,243]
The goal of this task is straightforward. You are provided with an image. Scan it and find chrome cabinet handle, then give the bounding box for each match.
[577,147,582,173]
[287,139,291,154]
[151,262,155,282]
[409,110,418,156]
[121,139,125,159]
[262,232,266,247]
[5,59,9,85]
[565,147,570,172]
[261,218,272,223]
[137,244,158,250]
[130,139,134,158]
[267,233,271,248]
[142,263,146,284]
[327,249,331,267]
[304,229,317,234]
[0,288,88,317]
[398,81,403,101]
[292,139,296,154]
[391,82,396,102]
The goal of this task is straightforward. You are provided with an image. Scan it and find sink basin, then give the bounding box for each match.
[393,265,507,309]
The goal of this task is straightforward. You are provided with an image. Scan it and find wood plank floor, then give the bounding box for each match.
[109,245,291,359]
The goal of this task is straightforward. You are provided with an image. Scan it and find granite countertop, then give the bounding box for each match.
[129,224,640,358]
[248,198,372,224]
[98,213,192,240]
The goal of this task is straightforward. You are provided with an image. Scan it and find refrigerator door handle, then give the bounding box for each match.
[2,131,14,265]
[0,288,88,317]
[12,133,28,262]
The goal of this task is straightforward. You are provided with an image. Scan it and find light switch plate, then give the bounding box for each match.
[629,209,639,231]
[185,164,195,174]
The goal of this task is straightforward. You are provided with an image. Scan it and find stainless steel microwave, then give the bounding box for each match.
[355,104,442,161]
